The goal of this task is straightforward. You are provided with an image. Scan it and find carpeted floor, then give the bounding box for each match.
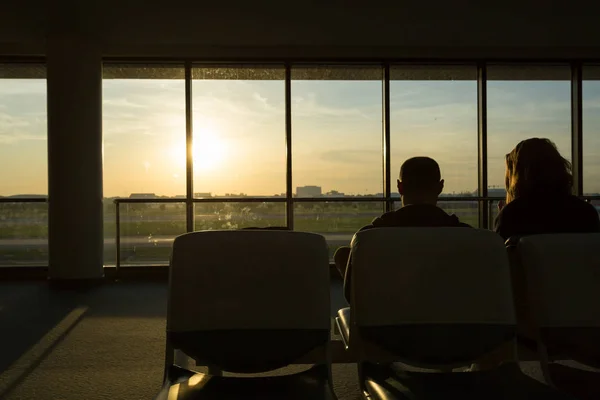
[0,280,365,400]
[0,280,575,400]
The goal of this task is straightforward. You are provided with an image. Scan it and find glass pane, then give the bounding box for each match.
[292,65,383,197]
[583,66,600,195]
[119,202,186,266]
[103,64,185,266]
[294,201,384,259]
[393,201,479,228]
[194,202,286,230]
[192,65,285,197]
[390,65,478,196]
[0,202,48,266]
[487,65,571,191]
[103,64,186,197]
[0,64,47,196]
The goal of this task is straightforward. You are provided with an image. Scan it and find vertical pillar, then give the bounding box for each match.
[477,62,489,229]
[383,64,392,213]
[571,63,583,196]
[285,63,293,229]
[47,35,104,280]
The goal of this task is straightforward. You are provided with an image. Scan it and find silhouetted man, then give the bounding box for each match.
[334,156,471,303]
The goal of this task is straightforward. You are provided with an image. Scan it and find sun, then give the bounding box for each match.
[169,128,227,172]
[193,129,227,171]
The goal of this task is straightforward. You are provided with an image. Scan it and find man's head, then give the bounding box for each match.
[397,157,444,206]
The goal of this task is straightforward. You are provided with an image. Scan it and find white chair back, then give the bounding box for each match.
[518,233,600,328]
[167,230,330,332]
[351,228,515,327]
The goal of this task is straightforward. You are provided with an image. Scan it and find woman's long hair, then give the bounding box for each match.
[505,138,573,204]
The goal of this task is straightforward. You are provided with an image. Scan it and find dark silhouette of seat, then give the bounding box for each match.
[156,230,336,400]
[513,233,600,400]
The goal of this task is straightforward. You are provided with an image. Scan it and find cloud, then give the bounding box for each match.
[0,112,31,128]
[0,133,45,144]
[252,92,280,114]
[0,112,45,144]
[103,98,147,109]
[103,80,185,114]
[292,93,377,120]
[319,149,381,164]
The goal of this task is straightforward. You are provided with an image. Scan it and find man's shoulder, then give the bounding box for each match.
[370,209,404,227]
[370,205,471,228]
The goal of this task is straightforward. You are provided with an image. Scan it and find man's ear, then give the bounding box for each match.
[397,179,403,195]
[437,179,444,195]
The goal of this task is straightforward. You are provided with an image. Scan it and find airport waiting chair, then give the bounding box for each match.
[516,233,600,400]
[336,227,575,400]
[156,230,336,400]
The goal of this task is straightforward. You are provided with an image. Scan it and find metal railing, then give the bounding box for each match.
[0,197,49,268]
[2,194,600,272]
[0,197,47,203]
[111,195,511,273]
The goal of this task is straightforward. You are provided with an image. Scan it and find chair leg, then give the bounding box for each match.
[537,343,557,389]
[357,362,371,399]
[163,340,175,383]
[323,342,337,399]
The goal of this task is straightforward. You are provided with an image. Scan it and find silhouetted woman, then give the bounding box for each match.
[495,138,600,240]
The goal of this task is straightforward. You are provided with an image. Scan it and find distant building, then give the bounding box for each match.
[324,190,344,197]
[129,193,157,198]
[296,186,322,198]
[194,192,212,198]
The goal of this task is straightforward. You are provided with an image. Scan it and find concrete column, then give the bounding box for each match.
[47,35,104,280]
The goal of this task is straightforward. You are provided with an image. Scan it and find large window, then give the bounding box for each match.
[487,65,572,191]
[0,64,47,266]
[103,64,186,265]
[0,61,594,269]
[98,62,598,267]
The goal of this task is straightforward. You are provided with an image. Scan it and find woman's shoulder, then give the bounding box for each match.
[503,194,598,221]
[497,195,589,220]
[498,197,528,214]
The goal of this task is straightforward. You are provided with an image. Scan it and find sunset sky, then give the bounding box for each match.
[1,67,600,197]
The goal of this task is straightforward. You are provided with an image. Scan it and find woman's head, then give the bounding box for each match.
[504,138,572,203]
